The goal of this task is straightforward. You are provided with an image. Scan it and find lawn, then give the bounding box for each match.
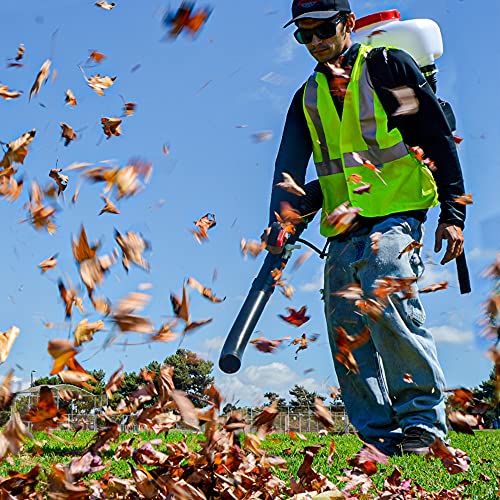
[2,429,498,498]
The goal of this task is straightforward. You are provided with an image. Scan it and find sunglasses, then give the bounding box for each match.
[293,15,347,44]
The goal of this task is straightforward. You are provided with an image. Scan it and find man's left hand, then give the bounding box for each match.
[434,223,464,265]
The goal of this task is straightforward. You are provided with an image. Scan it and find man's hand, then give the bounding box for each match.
[260,226,284,255]
[434,223,464,265]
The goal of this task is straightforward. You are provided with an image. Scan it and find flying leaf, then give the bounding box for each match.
[89,50,106,63]
[0,83,22,100]
[24,386,67,431]
[191,213,216,243]
[0,326,19,363]
[101,117,122,138]
[0,129,36,169]
[15,44,25,61]
[419,281,448,294]
[65,89,77,106]
[428,439,471,475]
[58,278,85,318]
[99,195,120,215]
[187,277,225,303]
[325,201,362,234]
[240,238,265,258]
[353,183,372,195]
[332,283,363,301]
[447,411,478,435]
[0,370,15,411]
[49,168,69,194]
[452,193,473,205]
[397,240,423,259]
[38,253,58,273]
[314,397,334,429]
[73,319,105,347]
[389,86,420,116]
[163,2,212,38]
[29,59,51,100]
[275,172,306,196]
[47,339,78,375]
[123,102,136,117]
[80,68,116,96]
[279,306,310,326]
[250,336,291,353]
[115,229,150,272]
[334,326,371,374]
[95,1,116,10]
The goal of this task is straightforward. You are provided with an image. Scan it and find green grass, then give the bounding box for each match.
[1,430,498,498]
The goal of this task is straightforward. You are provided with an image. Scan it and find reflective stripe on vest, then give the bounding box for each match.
[303,44,438,237]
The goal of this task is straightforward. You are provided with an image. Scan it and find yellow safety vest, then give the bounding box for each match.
[302,44,438,237]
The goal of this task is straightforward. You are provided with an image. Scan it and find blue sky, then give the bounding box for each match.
[0,0,498,406]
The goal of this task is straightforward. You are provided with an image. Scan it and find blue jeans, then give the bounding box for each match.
[324,216,447,455]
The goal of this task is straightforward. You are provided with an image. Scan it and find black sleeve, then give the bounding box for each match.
[268,84,312,225]
[369,48,466,228]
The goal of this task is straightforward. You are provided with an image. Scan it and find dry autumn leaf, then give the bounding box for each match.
[389,85,420,116]
[58,278,85,318]
[49,168,69,194]
[115,229,150,272]
[73,319,105,347]
[101,117,122,138]
[29,59,51,100]
[275,172,306,196]
[0,129,36,170]
[0,83,22,100]
[419,281,448,294]
[187,277,225,303]
[0,370,15,411]
[279,306,310,327]
[24,386,67,431]
[191,213,216,243]
[453,193,473,205]
[89,50,106,63]
[47,339,78,375]
[397,240,423,259]
[99,195,120,215]
[163,2,212,38]
[38,253,58,273]
[249,335,291,353]
[106,365,125,399]
[80,68,116,96]
[334,326,371,374]
[240,238,266,258]
[0,326,20,363]
[65,89,77,106]
[95,1,116,10]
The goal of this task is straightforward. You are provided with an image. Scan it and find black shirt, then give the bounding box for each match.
[268,43,466,233]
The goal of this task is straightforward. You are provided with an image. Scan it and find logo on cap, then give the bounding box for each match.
[297,0,321,7]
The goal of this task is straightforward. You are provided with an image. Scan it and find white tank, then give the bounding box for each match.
[352,10,443,67]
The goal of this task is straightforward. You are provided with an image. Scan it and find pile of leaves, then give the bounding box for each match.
[0,368,483,499]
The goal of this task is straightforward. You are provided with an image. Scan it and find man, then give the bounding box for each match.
[266,0,466,456]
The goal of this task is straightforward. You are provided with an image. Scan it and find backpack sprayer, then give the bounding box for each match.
[218,10,470,375]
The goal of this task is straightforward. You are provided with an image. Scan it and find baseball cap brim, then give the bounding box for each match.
[283,10,341,28]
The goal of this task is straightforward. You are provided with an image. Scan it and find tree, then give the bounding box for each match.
[472,367,499,428]
[163,349,214,407]
[263,392,288,411]
[288,385,325,412]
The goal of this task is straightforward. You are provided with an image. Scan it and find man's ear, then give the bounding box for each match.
[346,12,356,33]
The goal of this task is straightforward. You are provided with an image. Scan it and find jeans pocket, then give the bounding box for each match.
[406,297,426,327]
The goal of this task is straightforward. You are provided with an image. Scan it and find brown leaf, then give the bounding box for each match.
[170,283,190,322]
[275,172,306,196]
[325,201,362,235]
[240,238,266,258]
[314,397,334,429]
[0,83,22,100]
[58,369,97,390]
[187,277,225,302]
[29,59,51,100]
[124,102,137,117]
[95,1,116,10]
[101,117,122,138]
[279,306,310,326]
[65,89,77,106]
[428,439,471,474]
[47,339,78,375]
[49,168,69,194]
[0,409,31,459]
[74,319,105,347]
[99,194,120,215]
[106,364,124,399]
[191,213,216,243]
[389,86,420,116]
[347,443,388,475]
[89,50,106,63]
[452,193,473,205]
[419,281,448,294]
[80,67,116,96]
[250,336,291,353]
[0,326,19,363]
[0,129,36,169]
[58,278,85,318]
[447,411,478,434]
[332,283,363,301]
[334,326,371,374]
[60,122,77,146]
[25,386,67,431]
[397,240,423,259]
[171,390,199,430]
[115,229,150,272]
[0,370,15,411]
[183,317,213,333]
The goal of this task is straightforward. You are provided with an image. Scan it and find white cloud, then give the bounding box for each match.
[299,266,323,292]
[429,325,473,344]
[202,335,226,351]
[215,361,325,407]
[467,247,498,261]
[275,37,298,63]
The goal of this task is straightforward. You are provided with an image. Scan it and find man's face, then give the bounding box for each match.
[296,15,353,63]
